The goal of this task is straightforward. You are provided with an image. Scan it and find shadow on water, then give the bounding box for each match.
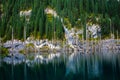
[0,51,120,80]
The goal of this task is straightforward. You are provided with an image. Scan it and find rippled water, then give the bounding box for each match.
[0,51,120,80]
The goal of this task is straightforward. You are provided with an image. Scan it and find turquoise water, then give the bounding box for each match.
[0,52,120,80]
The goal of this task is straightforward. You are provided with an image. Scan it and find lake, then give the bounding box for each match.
[0,51,120,80]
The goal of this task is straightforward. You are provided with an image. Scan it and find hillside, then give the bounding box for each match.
[0,0,120,41]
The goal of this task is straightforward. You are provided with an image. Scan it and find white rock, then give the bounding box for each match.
[20,10,32,17]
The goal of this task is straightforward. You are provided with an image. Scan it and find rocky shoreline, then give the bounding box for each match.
[2,38,120,53]
[0,38,120,65]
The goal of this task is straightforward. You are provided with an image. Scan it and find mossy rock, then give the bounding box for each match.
[26,43,35,48]
[19,50,25,54]
[40,46,50,51]
[0,47,9,58]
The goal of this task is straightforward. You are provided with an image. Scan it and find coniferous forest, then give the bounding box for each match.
[1,1,120,80]
[0,0,120,41]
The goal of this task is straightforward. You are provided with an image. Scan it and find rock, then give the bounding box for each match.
[3,53,25,65]
[20,10,32,17]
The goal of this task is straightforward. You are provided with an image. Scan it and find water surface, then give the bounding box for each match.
[0,51,120,80]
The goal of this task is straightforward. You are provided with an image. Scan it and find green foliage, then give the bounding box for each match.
[0,0,120,40]
[0,47,9,54]
[0,47,9,58]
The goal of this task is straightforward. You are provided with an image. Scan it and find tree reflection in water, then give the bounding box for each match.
[0,51,120,80]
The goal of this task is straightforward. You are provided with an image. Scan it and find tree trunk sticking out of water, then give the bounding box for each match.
[24,26,26,43]
[99,33,102,52]
[117,30,118,45]
[86,26,88,53]
[0,3,1,20]
[24,26,27,80]
[109,18,112,39]
[11,27,14,80]
[86,27,90,54]
[0,2,1,62]
[82,25,84,47]
[11,27,14,54]
[0,37,1,66]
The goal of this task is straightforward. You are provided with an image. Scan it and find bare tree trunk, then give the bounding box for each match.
[117,30,118,45]
[0,37,1,66]
[86,26,88,53]
[24,25,27,80]
[12,27,14,52]
[0,3,2,20]
[0,1,1,60]
[11,27,14,80]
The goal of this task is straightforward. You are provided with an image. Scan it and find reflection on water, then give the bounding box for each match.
[0,51,120,80]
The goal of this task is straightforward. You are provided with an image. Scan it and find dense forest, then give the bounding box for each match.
[0,0,120,41]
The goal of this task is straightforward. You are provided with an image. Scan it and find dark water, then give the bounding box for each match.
[0,52,120,80]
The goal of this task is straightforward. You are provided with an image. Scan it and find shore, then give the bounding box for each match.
[0,38,120,65]
[1,38,120,53]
